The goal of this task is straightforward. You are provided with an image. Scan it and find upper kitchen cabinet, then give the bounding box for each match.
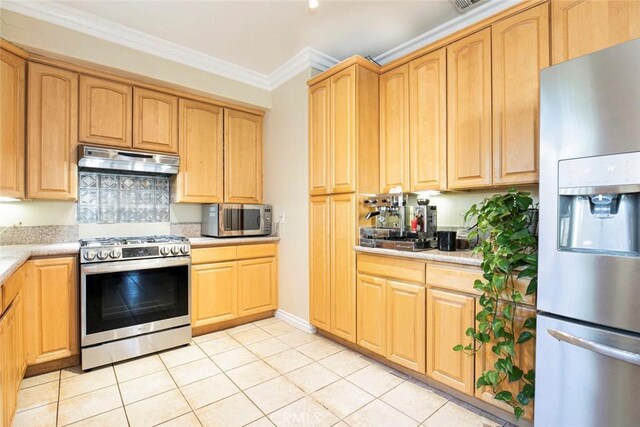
[132,87,178,153]
[79,76,133,148]
[309,79,330,196]
[174,99,224,203]
[380,64,410,193]
[27,63,78,200]
[551,0,640,64]
[447,29,492,190]
[492,4,549,185]
[409,48,447,191]
[0,48,26,199]
[308,60,380,196]
[224,109,263,204]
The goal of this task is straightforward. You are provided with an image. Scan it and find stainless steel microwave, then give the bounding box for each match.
[201,204,272,237]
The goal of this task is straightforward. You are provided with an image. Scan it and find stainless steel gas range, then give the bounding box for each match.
[79,235,191,370]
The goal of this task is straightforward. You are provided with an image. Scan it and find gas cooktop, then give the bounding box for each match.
[79,235,190,263]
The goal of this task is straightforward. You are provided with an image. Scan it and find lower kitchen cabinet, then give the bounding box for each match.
[309,196,331,331]
[386,280,425,373]
[24,257,78,365]
[237,257,277,316]
[426,288,476,395]
[191,262,238,327]
[356,274,387,356]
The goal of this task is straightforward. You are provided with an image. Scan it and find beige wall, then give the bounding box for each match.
[263,69,312,323]
[0,10,271,109]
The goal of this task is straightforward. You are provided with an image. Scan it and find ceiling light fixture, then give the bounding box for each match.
[309,0,319,9]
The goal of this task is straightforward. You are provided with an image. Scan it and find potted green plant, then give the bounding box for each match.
[453,188,537,421]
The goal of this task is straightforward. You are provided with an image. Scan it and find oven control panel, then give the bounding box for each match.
[81,243,190,263]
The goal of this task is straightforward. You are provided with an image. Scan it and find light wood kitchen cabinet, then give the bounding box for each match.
[237,257,277,316]
[551,0,640,65]
[25,257,78,365]
[27,63,78,200]
[356,274,387,356]
[175,99,224,203]
[475,304,536,420]
[492,4,549,185]
[329,66,357,194]
[224,109,263,203]
[309,196,331,331]
[330,193,356,342]
[447,28,492,189]
[79,75,132,148]
[132,87,178,153]
[426,288,475,395]
[309,79,331,196]
[191,262,237,327]
[409,48,447,192]
[386,280,426,373]
[0,282,25,427]
[379,64,410,192]
[0,48,25,200]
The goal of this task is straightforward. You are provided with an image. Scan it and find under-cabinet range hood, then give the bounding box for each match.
[78,145,180,175]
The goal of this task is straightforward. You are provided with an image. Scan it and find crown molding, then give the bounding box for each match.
[373,0,520,65]
[1,0,339,91]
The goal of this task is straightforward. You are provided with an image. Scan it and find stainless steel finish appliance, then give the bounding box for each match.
[201,203,272,237]
[536,39,640,426]
[80,236,191,370]
[78,145,180,175]
[360,193,437,251]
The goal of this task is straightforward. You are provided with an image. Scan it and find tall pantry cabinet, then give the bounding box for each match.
[308,59,379,343]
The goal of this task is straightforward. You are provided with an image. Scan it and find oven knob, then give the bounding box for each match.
[171,245,180,255]
[180,245,190,255]
[83,250,97,261]
[97,250,110,260]
[160,246,170,256]
[109,249,121,259]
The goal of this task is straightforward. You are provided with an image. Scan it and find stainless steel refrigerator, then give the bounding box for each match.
[537,39,640,426]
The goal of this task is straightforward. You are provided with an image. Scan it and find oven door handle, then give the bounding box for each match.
[81,257,190,274]
[547,328,640,366]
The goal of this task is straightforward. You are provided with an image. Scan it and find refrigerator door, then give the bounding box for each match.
[536,314,640,427]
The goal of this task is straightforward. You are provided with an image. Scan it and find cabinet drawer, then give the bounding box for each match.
[192,246,237,264]
[2,266,24,312]
[357,254,425,284]
[236,243,277,260]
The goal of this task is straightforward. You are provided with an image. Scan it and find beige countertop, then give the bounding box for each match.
[354,245,483,267]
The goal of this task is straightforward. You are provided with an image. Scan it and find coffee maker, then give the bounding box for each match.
[359,193,437,251]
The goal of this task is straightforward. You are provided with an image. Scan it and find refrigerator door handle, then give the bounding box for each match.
[548,328,640,366]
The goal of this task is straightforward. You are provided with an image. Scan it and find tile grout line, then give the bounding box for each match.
[111,364,133,427]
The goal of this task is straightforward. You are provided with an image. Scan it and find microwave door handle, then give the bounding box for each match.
[547,328,640,366]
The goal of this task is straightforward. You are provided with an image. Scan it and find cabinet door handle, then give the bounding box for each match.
[547,328,640,366]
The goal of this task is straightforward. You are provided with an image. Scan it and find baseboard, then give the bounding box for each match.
[275,309,317,334]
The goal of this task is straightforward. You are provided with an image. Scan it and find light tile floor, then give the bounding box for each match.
[13,318,508,427]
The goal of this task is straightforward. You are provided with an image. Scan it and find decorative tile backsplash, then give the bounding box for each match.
[78,171,170,224]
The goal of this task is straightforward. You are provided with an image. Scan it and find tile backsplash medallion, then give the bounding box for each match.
[78,171,170,224]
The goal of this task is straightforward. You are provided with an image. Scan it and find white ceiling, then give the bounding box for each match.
[54,0,460,75]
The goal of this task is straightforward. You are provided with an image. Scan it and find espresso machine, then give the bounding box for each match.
[359,193,437,251]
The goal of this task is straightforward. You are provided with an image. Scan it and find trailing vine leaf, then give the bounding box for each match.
[451,188,538,421]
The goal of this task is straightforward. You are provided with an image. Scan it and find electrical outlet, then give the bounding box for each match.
[279,212,285,224]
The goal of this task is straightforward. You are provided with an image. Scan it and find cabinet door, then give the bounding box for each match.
[309,80,331,196]
[426,288,475,395]
[447,29,492,190]
[330,193,356,342]
[329,66,356,194]
[356,274,386,356]
[409,48,447,192]
[175,99,224,203]
[1,304,16,427]
[224,109,263,203]
[0,314,4,427]
[79,75,132,148]
[492,4,549,185]
[25,257,78,365]
[191,262,237,327]
[475,304,536,420]
[0,49,25,199]
[387,280,426,373]
[237,257,277,316]
[552,0,640,64]
[380,64,410,192]
[27,63,78,200]
[309,196,331,331]
[132,87,178,153]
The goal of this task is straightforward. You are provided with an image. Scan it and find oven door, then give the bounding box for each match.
[81,257,190,347]
[219,204,266,236]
